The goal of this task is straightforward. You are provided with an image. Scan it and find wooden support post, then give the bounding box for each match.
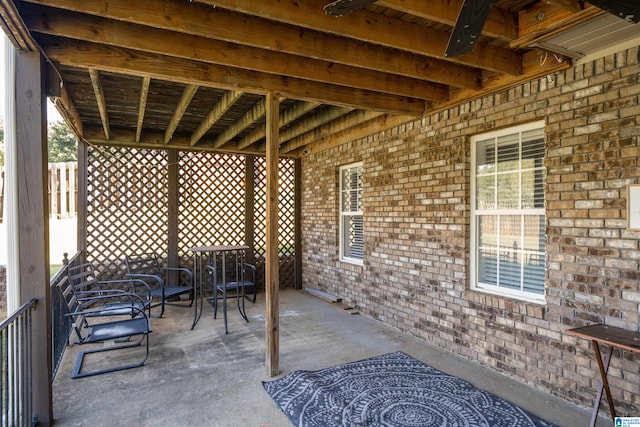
[294,158,302,290]
[77,139,88,264]
[265,92,280,377]
[245,155,255,266]
[15,49,52,426]
[167,149,179,269]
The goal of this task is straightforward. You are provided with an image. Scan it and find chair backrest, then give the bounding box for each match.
[68,262,100,293]
[56,276,89,343]
[125,252,163,276]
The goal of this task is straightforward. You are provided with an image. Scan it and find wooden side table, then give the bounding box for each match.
[566,324,640,426]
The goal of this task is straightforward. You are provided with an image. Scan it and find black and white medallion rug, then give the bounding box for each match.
[262,351,557,427]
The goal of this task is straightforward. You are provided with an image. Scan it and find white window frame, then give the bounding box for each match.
[470,121,546,303]
[339,162,364,265]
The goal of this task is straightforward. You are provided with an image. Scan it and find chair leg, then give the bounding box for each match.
[237,286,248,322]
[213,289,219,319]
[222,287,228,334]
[71,335,149,379]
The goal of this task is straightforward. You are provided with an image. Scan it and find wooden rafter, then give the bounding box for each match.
[237,101,321,150]
[0,0,604,160]
[164,84,199,144]
[22,5,451,99]
[50,85,84,137]
[81,125,272,156]
[88,68,110,140]
[22,0,482,89]
[303,114,415,157]
[376,0,518,41]
[190,90,244,147]
[36,37,427,115]
[281,110,385,154]
[136,76,150,143]
[195,0,522,75]
[213,98,265,149]
[280,107,354,144]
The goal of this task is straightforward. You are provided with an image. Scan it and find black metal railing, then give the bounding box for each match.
[51,250,83,381]
[0,298,38,427]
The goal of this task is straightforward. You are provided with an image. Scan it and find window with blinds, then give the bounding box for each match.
[471,122,546,302]
[340,163,363,264]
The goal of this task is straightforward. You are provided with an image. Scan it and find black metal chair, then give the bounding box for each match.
[124,252,194,318]
[56,276,151,379]
[68,262,152,318]
[206,262,256,334]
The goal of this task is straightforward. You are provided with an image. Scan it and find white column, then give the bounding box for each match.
[4,36,19,314]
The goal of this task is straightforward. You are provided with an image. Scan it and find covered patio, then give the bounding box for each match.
[1,0,640,425]
[52,289,607,426]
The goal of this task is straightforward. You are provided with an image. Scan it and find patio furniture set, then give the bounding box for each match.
[57,250,257,378]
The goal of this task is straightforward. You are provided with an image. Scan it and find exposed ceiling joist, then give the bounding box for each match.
[280,106,355,144]
[1,0,630,158]
[281,110,385,154]
[213,99,265,149]
[195,0,523,75]
[22,4,450,100]
[135,76,150,143]
[38,36,427,115]
[375,0,518,41]
[23,0,483,89]
[88,68,110,140]
[237,101,321,150]
[190,90,244,147]
[164,84,199,144]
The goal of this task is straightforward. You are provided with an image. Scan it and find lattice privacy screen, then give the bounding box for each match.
[85,145,297,289]
[86,147,169,278]
[254,157,297,287]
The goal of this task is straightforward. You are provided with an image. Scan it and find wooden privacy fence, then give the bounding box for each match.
[83,146,299,290]
[0,162,78,222]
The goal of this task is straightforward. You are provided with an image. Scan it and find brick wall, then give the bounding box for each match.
[301,47,640,414]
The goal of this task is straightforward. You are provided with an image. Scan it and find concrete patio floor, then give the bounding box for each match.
[52,289,609,426]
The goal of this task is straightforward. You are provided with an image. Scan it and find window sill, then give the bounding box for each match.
[470,286,546,306]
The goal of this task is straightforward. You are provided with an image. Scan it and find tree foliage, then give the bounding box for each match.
[48,121,77,162]
[0,119,77,165]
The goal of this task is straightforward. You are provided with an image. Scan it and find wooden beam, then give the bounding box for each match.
[213,98,265,149]
[164,84,198,144]
[195,0,522,75]
[81,125,274,156]
[0,0,39,50]
[88,68,110,140]
[281,110,385,154]
[447,50,571,109]
[23,5,450,99]
[135,76,150,143]
[190,90,244,146]
[237,101,320,150]
[22,0,482,88]
[265,91,280,377]
[512,3,604,49]
[50,84,83,137]
[543,0,584,12]
[376,0,518,41]
[36,36,426,115]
